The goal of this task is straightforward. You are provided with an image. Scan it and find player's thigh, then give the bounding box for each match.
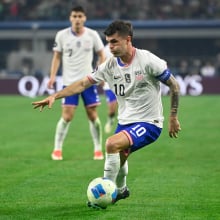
[61,94,79,121]
[105,132,130,154]
[82,86,101,120]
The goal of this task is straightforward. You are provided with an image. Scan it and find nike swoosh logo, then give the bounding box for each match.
[114,76,120,79]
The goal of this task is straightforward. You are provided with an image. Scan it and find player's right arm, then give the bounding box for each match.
[32,76,93,111]
[163,74,181,138]
[47,51,61,89]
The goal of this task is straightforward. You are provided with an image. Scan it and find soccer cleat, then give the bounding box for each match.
[113,187,130,204]
[93,151,104,160]
[51,150,63,160]
[87,201,106,210]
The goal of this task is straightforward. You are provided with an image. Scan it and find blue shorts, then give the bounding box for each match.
[62,85,100,107]
[104,89,117,103]
[115,122,162,153]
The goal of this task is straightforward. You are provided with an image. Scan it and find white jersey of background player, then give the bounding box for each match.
[55,27,104,85]
[90,48,166,128]
[48,6,106,161]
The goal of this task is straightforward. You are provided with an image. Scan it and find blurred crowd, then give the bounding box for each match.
[170,57,219,78]
[5,47,220,79]
[0,0,220,78]
[0,0,220,21]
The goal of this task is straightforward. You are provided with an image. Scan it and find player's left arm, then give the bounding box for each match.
[95,49,106,87]
[164,74,181,138]
[32,76,93,111]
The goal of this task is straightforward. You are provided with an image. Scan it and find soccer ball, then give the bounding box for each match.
[87,177,117,208]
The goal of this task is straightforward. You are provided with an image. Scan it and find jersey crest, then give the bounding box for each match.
[125,74,131,83]
[135,70,144,81]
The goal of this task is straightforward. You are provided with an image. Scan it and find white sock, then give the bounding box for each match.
[54,117,70,151]
[104,153,120,183]
[116,161,128,192]
[89,118,102,152]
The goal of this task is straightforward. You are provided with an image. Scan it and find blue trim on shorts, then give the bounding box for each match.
[115,122,162,153]
[63,85,100,106]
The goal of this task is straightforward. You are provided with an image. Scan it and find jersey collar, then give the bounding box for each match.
[117,47,136,67]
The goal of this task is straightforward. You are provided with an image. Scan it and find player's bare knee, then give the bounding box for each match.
[62,115,73,122]
[105,137,120,153]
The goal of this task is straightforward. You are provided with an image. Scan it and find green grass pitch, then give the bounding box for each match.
[0,95,219,220]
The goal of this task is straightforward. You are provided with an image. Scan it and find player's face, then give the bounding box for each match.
[106,33,130,57]
[69,11,86,30]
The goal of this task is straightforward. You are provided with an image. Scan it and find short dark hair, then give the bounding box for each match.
[71,5,86,14]
[104,20,133,40]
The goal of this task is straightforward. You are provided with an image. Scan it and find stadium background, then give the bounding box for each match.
[0,1,219,219]
[0,0,220,95]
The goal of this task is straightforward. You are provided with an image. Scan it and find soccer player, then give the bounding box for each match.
[103,44,117,134]
[47,6,106,160]
[32,20,181,206]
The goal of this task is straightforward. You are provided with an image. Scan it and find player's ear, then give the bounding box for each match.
[126,35,131,43]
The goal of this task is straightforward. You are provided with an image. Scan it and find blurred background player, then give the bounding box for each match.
[47,6,106,160]
[103,44,117,134]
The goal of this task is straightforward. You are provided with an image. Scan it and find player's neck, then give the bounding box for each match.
[71,26,85,36]
[119,47,135,66]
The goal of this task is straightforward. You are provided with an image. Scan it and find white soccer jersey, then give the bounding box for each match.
[88,48,168,127]
[53,27,104,85]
